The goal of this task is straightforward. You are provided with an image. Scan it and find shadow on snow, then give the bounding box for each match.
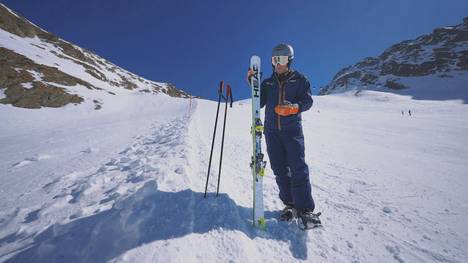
[4,181,308,262]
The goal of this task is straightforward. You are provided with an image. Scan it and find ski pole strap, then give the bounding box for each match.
[227,85,234,107]
[222,86,228,102]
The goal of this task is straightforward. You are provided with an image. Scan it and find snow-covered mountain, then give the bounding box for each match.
[1,3,468,263]
[320,17,468,102]
[0,4,189,109]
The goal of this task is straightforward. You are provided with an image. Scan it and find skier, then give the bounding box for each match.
[247,44,321,228]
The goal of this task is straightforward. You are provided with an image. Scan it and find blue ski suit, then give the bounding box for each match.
[260,70,315,210]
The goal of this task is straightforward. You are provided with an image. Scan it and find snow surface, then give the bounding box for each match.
[335,71,468,103]
[1,90,467,262]
[20,83,33,89]
[26,70,43,82]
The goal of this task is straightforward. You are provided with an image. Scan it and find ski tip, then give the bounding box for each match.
[250,55,261,64]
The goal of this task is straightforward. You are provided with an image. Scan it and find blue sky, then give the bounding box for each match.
[1,0,467,100]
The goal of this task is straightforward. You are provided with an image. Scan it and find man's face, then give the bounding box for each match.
[275,63,288,74]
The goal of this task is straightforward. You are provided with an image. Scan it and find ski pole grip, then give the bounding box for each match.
[218,81,224,95]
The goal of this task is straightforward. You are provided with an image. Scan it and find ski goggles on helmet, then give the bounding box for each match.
[271,55,289,66]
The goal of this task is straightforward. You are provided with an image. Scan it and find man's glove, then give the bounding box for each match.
[275,100,299,116]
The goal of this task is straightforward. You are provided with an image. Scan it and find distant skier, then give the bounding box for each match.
[401,110,404,116]
[408,109,412,116]
[247,44,321,228]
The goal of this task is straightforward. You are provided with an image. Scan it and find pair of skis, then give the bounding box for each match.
[202,70,266,230]
[204,81,233,198]
[203,58,266,230]
[249,56,267,229]
[203,59,266,229]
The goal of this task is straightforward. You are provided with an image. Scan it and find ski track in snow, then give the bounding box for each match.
[0,105,194,262]
[1,92,468,262]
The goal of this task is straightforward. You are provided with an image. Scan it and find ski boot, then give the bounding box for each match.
[296,208,322,230]
[279,204,294,221]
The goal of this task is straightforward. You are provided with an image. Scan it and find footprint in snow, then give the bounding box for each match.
[81,147,99,154]
[12,154,52,168]
[174,167,184,174]
[385,245,405,263]
[382,206,392,214]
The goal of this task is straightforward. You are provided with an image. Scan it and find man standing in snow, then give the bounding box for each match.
[248,44,321,228]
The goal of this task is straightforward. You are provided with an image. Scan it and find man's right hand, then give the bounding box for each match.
[246,68,255,85]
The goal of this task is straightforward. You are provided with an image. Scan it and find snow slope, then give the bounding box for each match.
[1,91,468,262]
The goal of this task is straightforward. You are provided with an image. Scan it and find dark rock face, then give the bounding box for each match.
[119,76,138,90]
[2,82,83,108]
[0,47,91,108]
[458,50,468,70]
[385,79,408,90]
[0,4,191,109]
[361,73,378,84]
[0,5,39,38]
[321,17,468,98]
[334,71,362,87]
[380,61,438,77]
[165,83,191,98]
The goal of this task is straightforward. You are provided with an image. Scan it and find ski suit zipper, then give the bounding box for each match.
[275,74,283,130]
[275,71,294,131]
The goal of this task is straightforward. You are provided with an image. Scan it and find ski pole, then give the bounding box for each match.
[216,84,233,196]
[204,81,224,198]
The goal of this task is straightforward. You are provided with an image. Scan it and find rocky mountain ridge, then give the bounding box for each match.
[0,4,190,109]
[320,17,468,102]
